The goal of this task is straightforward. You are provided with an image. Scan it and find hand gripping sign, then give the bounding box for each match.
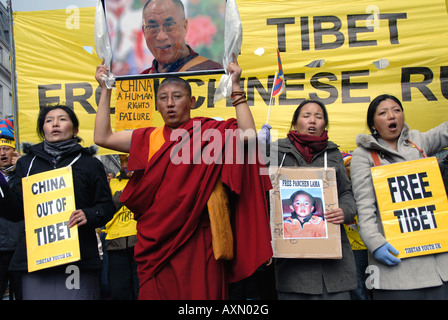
[371,157,448,259]
[22,167,80,272]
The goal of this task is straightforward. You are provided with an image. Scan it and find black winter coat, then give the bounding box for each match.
[2,142,115,272]
[0,170,24,252]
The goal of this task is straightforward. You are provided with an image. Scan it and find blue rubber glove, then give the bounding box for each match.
[373,242,401,266]
[257,124,272,144]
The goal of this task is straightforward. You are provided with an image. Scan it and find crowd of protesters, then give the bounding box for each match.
[0,84,447,301]
[0,0,447,301]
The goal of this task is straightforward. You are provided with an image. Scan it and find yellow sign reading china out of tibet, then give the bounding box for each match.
[22,167,80,272]
[371,157,448,259]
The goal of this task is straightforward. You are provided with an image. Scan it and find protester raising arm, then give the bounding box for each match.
[227,54,256,138]
[94,64,133,153]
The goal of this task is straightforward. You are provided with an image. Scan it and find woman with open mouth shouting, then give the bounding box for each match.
[351,94,448,299]
[267,99,357,300]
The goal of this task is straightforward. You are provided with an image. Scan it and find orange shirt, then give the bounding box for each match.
[283,215,327,239]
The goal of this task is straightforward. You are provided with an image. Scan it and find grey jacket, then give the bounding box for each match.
[351,121,448,290]
[271,137,357,295]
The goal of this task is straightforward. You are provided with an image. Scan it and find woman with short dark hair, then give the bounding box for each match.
[0,104,115,300]
[351,94,448,299]
[271,99,357,300]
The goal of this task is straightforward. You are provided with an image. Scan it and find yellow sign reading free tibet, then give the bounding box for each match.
[22,167,80,272]
[371,157,448,259]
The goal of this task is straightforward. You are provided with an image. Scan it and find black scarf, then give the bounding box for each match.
[43,138,80,164]
[0,165,15,177]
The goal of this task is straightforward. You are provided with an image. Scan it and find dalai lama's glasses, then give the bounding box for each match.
[143,21,178,36]
[157,93,189,103]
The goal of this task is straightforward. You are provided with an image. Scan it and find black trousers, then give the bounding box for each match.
[372,282,448,300]
[107,247,139,300]
[0,251,22,300]
[22,267,101,300]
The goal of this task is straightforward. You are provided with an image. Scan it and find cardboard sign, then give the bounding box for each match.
[22,167,80,272]
[269,167,341,259]
[371,157,448,259]
[115,79,155,131]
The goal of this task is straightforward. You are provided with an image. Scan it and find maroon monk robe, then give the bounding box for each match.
[121,117,272,299]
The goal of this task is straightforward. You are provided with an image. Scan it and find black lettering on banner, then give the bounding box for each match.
[347,14,377,48]
[341,70,370,103]
[440,66,448,99]
[300,17,310,51]
[207,79,218,108]
[379,13,407,44]
[38,84,61,107]
[310,72,338,104]
[36,66,448,118]
[65,82,95,113]
[33,12,415,119]
[313,15,344,51]
[186,79,205,109]
[266,13,406,52]
[266,17,295,52]
[280,73,306,106]
[246,71,371,106]
[401,67,438,102]
[247,76,272,106]
[38,83,96,113]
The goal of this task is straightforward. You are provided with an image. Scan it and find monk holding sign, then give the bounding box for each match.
[95,56,272,300]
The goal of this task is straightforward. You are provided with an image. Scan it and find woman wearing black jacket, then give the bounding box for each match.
[0,104,115,299]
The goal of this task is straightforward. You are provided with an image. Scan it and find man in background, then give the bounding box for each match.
[0,119,22,300]
[104,154,138,300]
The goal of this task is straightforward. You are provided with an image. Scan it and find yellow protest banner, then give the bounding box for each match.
[236,0,448,151]
[22,167,80,272]
[12,7,106,151]
[371,157,448,259]
[13,1,448,153]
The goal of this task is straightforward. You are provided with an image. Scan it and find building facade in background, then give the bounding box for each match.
[0,2,11,120]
